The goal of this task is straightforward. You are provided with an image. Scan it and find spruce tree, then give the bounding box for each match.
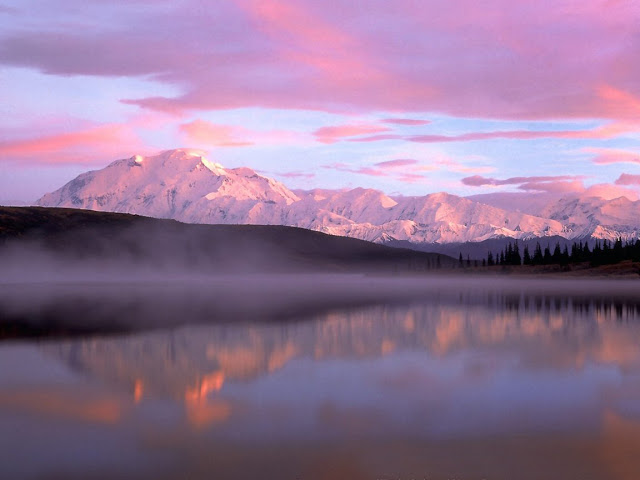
[592,240,602,266]
[513,240,522,265]
[552,242,562,264]
[614,237,623,263]
[533,242,543,265]
[570,242,578,263]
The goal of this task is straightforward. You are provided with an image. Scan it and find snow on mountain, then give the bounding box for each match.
[538,195,640,241]
[37,149,300,224]
[36,149,639,244]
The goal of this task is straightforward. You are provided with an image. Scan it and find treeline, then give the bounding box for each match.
[479,238,640,267]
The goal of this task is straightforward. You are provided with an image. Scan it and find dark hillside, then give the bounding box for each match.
[0,207,454,274]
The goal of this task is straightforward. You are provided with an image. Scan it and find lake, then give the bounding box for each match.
[1,276,639,480]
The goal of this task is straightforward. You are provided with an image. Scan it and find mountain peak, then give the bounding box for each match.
[160,148,208,159]
[36,150,640,244]
[124,149,227,176]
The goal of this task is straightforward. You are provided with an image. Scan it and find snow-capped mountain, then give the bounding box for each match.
[36,149,640,244]
[538,196,640,241]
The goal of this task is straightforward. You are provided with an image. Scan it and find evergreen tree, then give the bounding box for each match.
[459,252,463,267]
[570,242,578,263]
[592,240,602,266]
[614,237,624,263]
[523,245,531,265]
[603,240,612,264]
[513,240,522,265]
[543,245,551,265]
[466,254,471,267]
[561,245,570,265]
[532,242,543,265]
[487,252,495,266]
[633,239,640,262]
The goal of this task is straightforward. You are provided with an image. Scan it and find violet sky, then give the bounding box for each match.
[1,0,640,203]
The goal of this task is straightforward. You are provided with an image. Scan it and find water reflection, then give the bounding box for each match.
[1,283,640,479]
[2,275,640,337]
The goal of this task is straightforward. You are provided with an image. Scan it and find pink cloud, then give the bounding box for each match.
[179,118,309,147]
[585,147,640,165]
[465,174,639,199]
[463,174,587,193]
[615,174,640,186]
[462,174,584,187]
[0,125,143,164]
[397,173,429,183]
[382,118,430,126]
[517,180,584,194]
[277,171,316,179]
[374,159,419,168]
[353,166,390,177]
[349,122,635,144]
[179,119,253,147]
[408,124,636,143]
[585,182,639,200]
[410,131,559,143]
[596,85,640,121]
[4,0,638,122]
[313,123,390,143]
[348,134,403,142]
[324,159,433,183]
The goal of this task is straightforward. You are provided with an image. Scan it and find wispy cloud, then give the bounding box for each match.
[351,122,636,144]
[462,174,586,193]
[381,118,430,126]
[436,158,495,174]
[374,159,420,168]
[347,134,403,143]
[179,119,308,148]
[313,123,390,143]
[276,171,316,179]
[179,120,254,147]
[324,158,435,183]
[585,147,640,165]
[0,124,142,164]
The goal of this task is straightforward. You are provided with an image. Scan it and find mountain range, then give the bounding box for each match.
[36,149,640,247]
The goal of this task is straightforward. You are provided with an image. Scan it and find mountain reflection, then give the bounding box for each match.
[45,297,640,401]
[3,282,640,480]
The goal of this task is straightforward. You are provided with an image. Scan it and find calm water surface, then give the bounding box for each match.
[1,277,640,480]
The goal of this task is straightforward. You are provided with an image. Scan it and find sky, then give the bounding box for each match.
[1,0,640,204]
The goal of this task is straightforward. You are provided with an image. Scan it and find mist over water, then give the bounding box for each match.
[1,276,640,479]
[1,275,640,336]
